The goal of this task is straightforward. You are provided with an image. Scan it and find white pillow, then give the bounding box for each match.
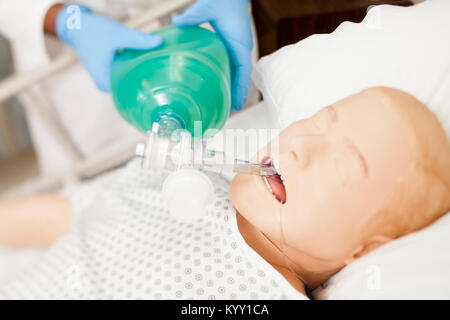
[252,0,450,137]
[314,213,450,299]
[252,0,450,299]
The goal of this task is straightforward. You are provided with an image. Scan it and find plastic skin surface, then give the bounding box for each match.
[231,87,450,291]
[111,26,231,137]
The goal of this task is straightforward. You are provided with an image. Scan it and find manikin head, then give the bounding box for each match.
[230,87,450,286]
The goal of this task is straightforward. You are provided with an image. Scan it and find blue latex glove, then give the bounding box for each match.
[173,0,253,111]
[56,4,164,92]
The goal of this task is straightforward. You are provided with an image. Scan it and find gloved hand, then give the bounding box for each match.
[56,4,164,92]
[173,0,253,111]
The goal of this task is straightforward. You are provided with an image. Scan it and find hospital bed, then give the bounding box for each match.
[2,0,450,299]
[0,0,264,284]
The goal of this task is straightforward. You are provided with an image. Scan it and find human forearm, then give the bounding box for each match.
[44,3,64,36]
[0,195,73,247]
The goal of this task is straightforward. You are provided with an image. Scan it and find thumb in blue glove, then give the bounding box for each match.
[173,0,253,111]
[56,4,164,92]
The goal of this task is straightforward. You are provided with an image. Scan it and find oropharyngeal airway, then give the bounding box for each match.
[267,174,286,204]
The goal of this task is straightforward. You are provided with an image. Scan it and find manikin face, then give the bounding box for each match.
[230,88,417,265]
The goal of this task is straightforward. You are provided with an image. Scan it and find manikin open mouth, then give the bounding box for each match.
[262,158,286,204]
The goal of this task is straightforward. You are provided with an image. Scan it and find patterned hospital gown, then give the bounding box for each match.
[0,159,306,300]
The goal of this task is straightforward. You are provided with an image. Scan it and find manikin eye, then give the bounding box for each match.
[333,154,350,186]
[332,150,365,186]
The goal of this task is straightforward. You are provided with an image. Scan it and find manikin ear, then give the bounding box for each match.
[343,235,392,265]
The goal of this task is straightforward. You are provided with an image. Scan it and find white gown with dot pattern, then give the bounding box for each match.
[0,160,306,300]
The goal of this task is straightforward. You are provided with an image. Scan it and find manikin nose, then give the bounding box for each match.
[288,135,329,168]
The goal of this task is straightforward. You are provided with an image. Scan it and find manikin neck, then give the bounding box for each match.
[235,212,344,292]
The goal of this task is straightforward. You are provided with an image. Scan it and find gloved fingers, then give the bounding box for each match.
[81,50,115,92]
[231,51,252,110]
[172,1,212,28]
[209,14,253,110]
[219,36,252,111]
[116,27,164,50]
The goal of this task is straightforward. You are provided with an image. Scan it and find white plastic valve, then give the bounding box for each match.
[162,169,214,223]
[136,143,145,157]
